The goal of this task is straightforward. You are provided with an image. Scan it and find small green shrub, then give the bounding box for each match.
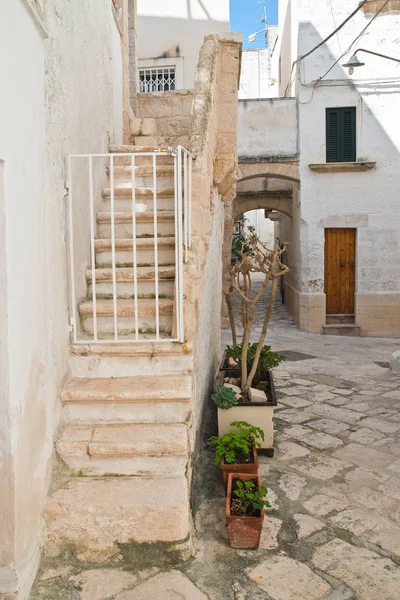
[226,343,285,384]
[208,421,264,464]
[211,386,239,409]
[231,232,253,265]
[232,479,270,516]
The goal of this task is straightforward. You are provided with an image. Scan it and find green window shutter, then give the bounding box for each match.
[326,109,340,163]
[326,107,356,163]
[341,108,356,162]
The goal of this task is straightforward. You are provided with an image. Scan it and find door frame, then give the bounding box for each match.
[324,227,357,317]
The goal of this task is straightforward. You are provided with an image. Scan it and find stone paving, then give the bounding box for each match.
[31,280,400,599]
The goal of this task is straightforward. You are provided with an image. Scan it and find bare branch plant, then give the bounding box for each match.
[225,229,289,399]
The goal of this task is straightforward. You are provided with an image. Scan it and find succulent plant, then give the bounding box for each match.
[211,386,239,409]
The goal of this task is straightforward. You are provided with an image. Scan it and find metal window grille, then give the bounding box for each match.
[139,67,176,93]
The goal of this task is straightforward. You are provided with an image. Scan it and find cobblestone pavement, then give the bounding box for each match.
[31,280,400,599]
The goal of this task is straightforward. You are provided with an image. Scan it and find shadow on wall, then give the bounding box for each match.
[137,0,230,87]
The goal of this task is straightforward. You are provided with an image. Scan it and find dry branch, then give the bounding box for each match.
[227,230,289,398]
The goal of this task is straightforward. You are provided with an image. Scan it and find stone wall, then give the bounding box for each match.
[136,89,194,147]
[184,32,241,470]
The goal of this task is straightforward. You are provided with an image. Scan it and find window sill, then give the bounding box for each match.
[308,162,376,173]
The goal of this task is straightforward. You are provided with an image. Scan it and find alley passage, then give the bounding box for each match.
[32,279,400,599]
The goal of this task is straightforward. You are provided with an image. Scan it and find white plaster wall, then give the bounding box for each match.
[239,49,279,99]
[0,1,124,597]
[137,0,230,89]
[0,3,46,594]
[193,189,223,440]
[238,98,298,158]
[296,0,400,297]
[276,0,294,96]
[243,210,275,247]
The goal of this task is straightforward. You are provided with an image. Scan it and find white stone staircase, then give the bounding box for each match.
[44,120,194,560]
[76,125,179,340]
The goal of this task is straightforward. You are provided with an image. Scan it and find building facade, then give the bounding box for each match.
[237,0,400,337]
[136,0,230,91]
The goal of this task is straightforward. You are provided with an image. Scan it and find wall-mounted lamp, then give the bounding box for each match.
[343,48,400,75]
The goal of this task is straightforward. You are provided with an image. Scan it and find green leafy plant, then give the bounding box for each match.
[211,386,239,409]
[226,343,285,384]
[208,421,264,465]
[232,479,270,516]
[231,232,253,265]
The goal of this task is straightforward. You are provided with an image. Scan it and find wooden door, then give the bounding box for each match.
[324,228,356,315]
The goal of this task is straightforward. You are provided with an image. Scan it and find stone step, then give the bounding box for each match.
[43,476,190,560]
[102,186,174,200]
[63,399,191,426]
[94,237,176,268]
[109,145,173,166]
[103,196,175,212]
[131,117,157,137]
[79,298,174,336]
[326,314,355,325]
[133,135,160,147]
[323,324,361,337]
[97,211,175,238]
[69,342,193,379]
[109,144,167,154]
[61,375,192,404]
[60,376,192,424]
[110,165,175,187]
[56,423,189,475]
[87,265,175,298]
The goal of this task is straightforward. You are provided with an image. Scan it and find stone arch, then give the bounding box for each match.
[238,161,300,184]
[221,161,299,329]
[233,195,293,219]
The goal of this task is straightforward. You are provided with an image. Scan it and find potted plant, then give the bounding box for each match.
[226,472,270,549]
[217,230,289,456]
[208,421,264,485]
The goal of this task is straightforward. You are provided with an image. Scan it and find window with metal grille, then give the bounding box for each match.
[139,67,176,93]
[326,107,356,163]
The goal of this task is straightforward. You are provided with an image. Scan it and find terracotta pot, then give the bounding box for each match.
[220,445,259,486]
[226,473,264,549]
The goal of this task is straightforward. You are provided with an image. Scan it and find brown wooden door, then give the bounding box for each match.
[324,228,356,315]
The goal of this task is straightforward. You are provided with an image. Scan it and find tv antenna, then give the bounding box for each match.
[248,0,268,47]
[248,1,272,88]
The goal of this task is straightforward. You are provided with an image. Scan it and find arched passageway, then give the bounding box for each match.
[221,164,300,330]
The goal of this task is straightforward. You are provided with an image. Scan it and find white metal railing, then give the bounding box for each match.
[67,146,193,344]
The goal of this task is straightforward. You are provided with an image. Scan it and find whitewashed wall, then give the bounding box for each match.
[239,47,279,99]
[137,0,230,89]
[238,98,298,158]
[279,0,400,334]
[0,1,124,597]
[243,210,275,247]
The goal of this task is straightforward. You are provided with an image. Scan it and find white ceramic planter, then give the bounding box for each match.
[217,368,277,456]
[217,402,274,455]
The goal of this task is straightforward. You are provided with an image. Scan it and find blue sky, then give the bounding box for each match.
[230,0,278,48]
